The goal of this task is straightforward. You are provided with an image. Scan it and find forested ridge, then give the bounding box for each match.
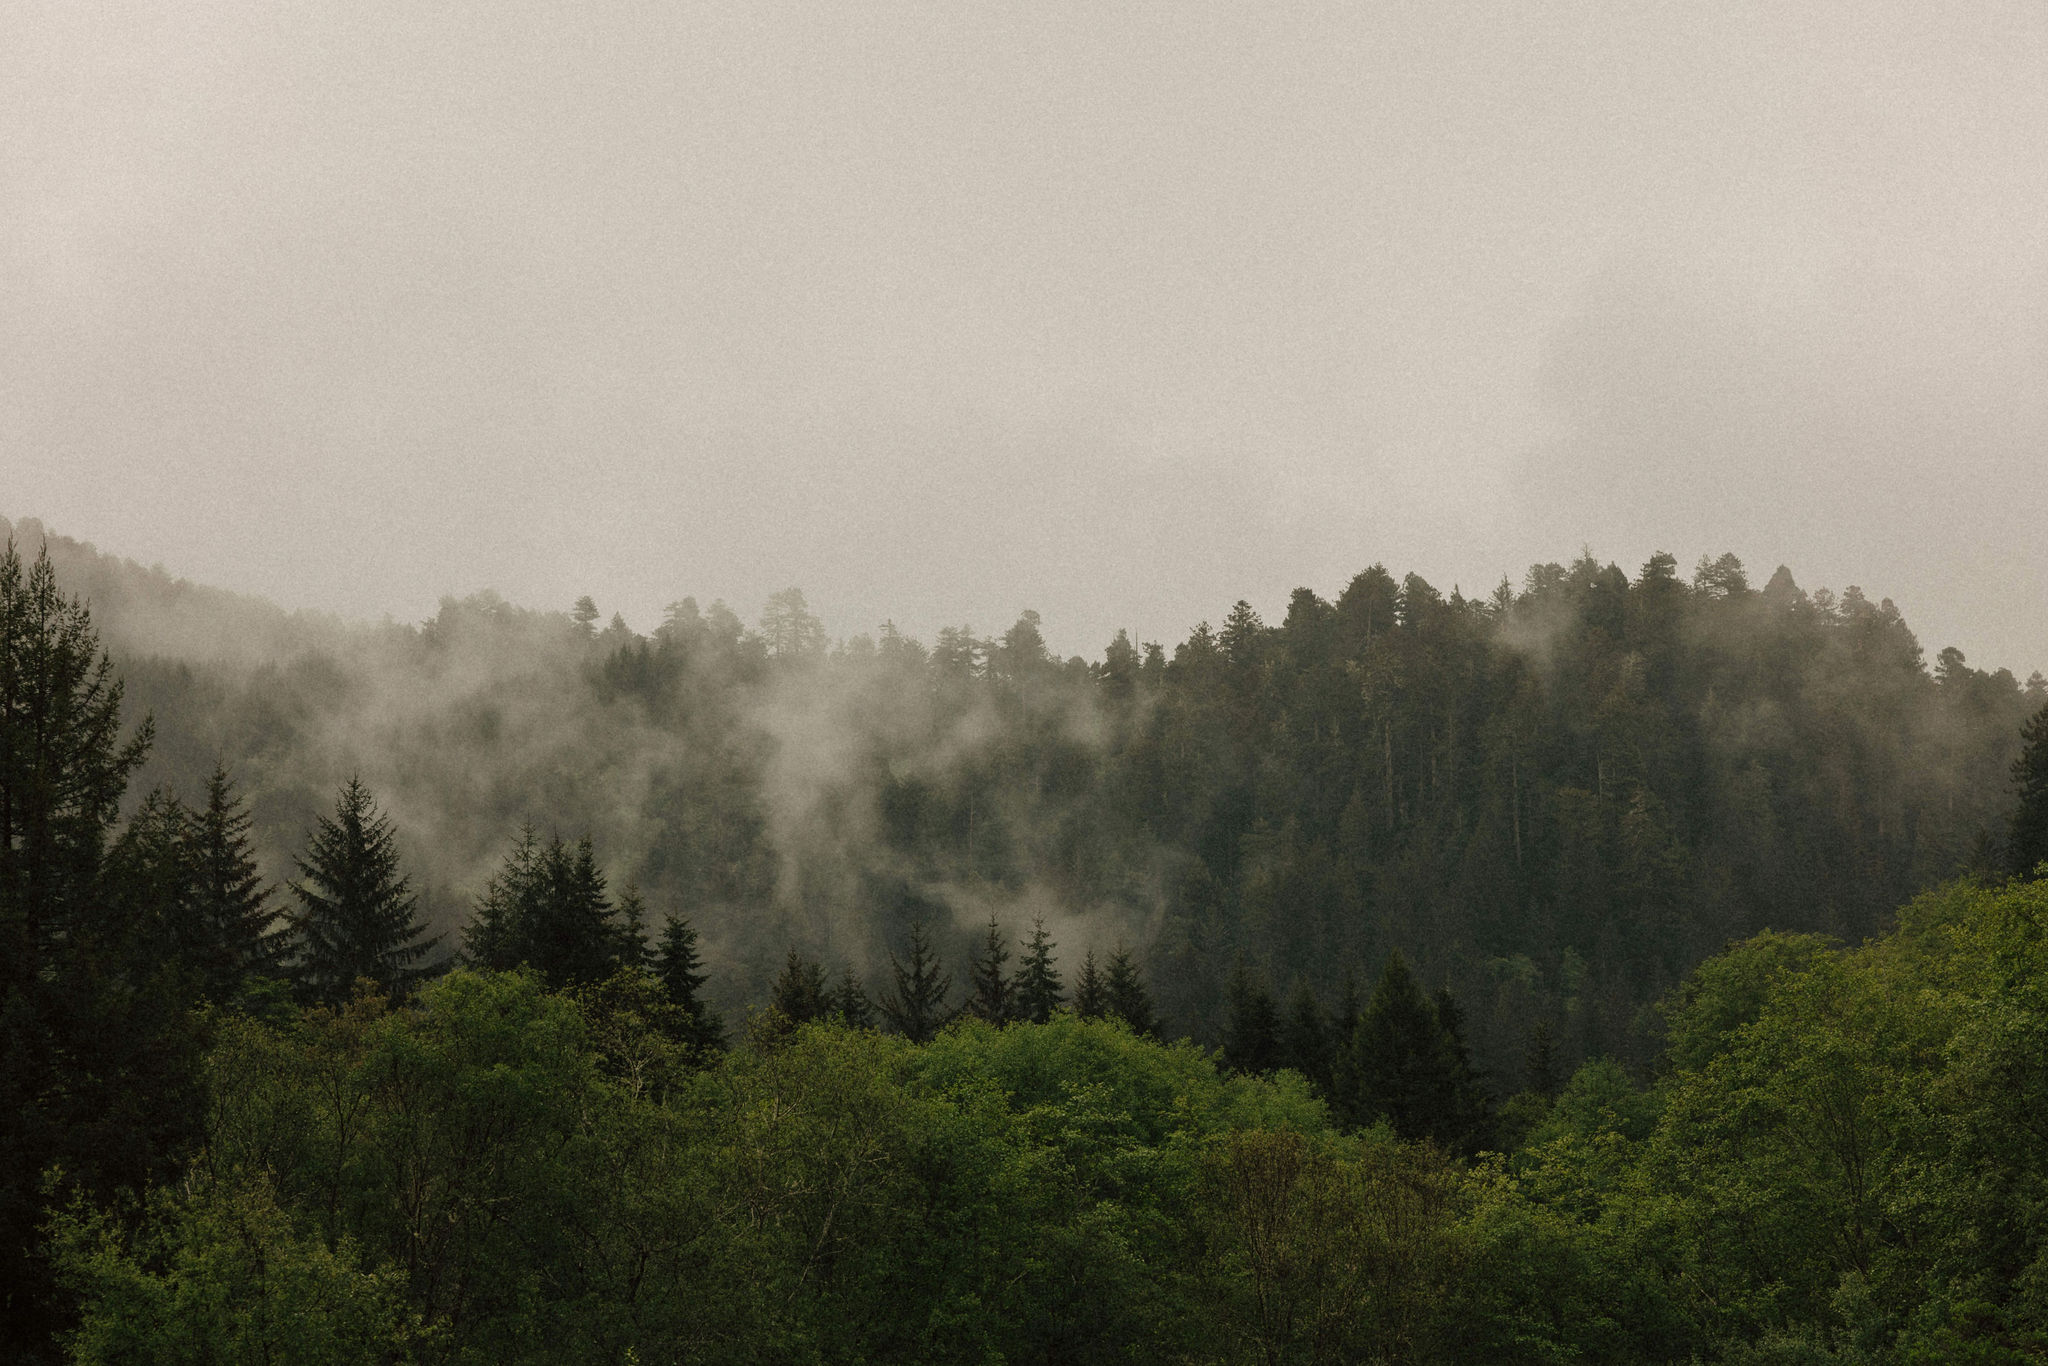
[5,518,2048,1362]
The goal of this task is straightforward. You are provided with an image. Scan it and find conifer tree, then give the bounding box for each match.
[105,787,205,981]
[1072,949,1107,1019]
[465,824,545,972]
[879,917,953,1042]
[190,764,285,991]
[1014,917,1063,1023]
[771,948,831,1026]
[966,917,1014,1023]
[1349,951,1454,1140]
[831,968,876,1030]
[0,538,184,1352]
[1281,982,1333,1093]
[653,912,724,1053]
[2010,702,2048,878]
[289,776,437,1005]
[1223,962,1282,1073]
[1525,1021,1560,1099]
[464,828,625,989]
[613,883,651,972]
[1103,945,1158,1037]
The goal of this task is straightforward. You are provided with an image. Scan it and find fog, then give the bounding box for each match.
[6,2,2042,676]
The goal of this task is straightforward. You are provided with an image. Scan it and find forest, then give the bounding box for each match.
[5,519,2048,1362]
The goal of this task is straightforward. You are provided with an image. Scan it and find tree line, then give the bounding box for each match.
[9,532,2048,1360]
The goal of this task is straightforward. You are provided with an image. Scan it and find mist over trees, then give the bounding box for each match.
[12,516,2034,1089]
[5,518,2048,1361]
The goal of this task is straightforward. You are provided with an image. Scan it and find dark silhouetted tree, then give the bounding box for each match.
[1073,949,1107,1019]
[1104,945,1158,1037]
[190,764,284,992]
[771,948,831,1026]
[1223,962,1282,1073]
[2010,702,2048,878]
[653,913,724,1054]
[1281,982,1334,1093]
[880,918,954,1043]
[831,968,875,1030]
[289,777,436,1005]
[1014,918,1063,1023]
[966,918,1014,1023]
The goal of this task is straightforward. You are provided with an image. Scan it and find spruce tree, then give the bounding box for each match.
[879,917,953,1042]
[1014,917,1063,1023]
[289,776,437,1005]
[464,828,625,989]
[771,948,831,1026]
[1350,951,1459,1142]
[191,763,285,991]
[613,882,651,972]
[1281,981,1333,1093]
[1103,945,1157,1037]
[2010,702,2048,878]
[831,968,876,1030]
[0,539,185,1354]
[653,913,724,1053]
[1073,949,1107,1019]
[966,917,1014,1023]
[1223,962,1282,1072]
[104,787,206,983]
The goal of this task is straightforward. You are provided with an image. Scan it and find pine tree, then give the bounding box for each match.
[2010,702,2048,878]
[191,764,285,991]
[464,828,625,989]
[613,883,651,972]
[1073,949,1107,1019]
[289,776,437,1005]
[653,913,724,1053]
[966,917,1014,1024]
[1103,945,1157,1037]
[0,539,189,1354]
[104,787,206,982]
[465,823,546,972]
[1223,962,1282,1073]
[771,948,831,1026]
[1014,917,1063,1023]
[1432,985,1492,1152]
[1350,951,1459,1142]
[879,917,954,1043]
[1281,981,1333,1093]
[831,968,876,1030]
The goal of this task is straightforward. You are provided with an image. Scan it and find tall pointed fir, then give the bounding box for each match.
[1223,962,1282,1073]
[1281,982,1334,1094]
[465,823,545,972]
[464,828,625,989]
[290,776,437,1005]
[653,913,724,1054]
[1073,949,1107,1019]
[771,948,831,1027]
[191,763,285,993]
[966,917,1014,1024]
[1103,945,1158,1036]
[880,917,954,1043]
[831,968,876,1030]
[2010,702,2048,878]
[1014,917,1063,1024]
[0,539,188,1354]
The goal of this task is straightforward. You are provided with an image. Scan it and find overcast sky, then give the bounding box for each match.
[5,2,2044,672]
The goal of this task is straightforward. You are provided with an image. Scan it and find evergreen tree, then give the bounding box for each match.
[190,764,285,991]
[966,917,1014,1024]
[1223,962,1282,1073]
[653,913,725,1054]
[1014,917,1063,1024]
[1103,945,1158,1037]
[831,968,876,1030]
[1525,1020,1560,1099]
[2010,702,2048,878]
[464,829,625,989]
[1072,949,1107,1019]
[770,948,831,1026]
[0,539,188,1355]
[104,788,206,984]
[1349,951,1473,1144]
[1432,985,1492,1152]
[613,883,650,972]
[879,917,954,1043]
[1281,981,1334,1093]
[289,777,436,1006]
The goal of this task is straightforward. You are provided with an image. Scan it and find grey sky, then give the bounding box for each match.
[6,2,2043,672]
